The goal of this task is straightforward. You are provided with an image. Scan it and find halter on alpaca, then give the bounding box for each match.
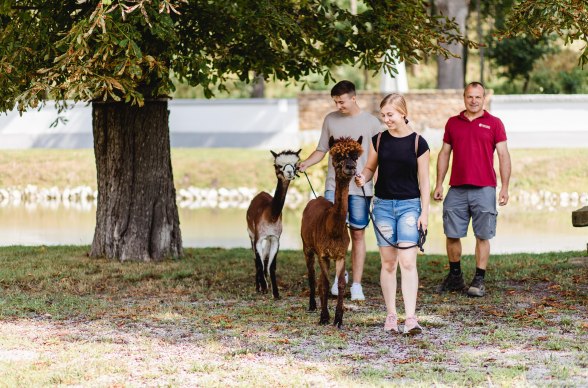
[301,136,363,327]
[247,149,301,299]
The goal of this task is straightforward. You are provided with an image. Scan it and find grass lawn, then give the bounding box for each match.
[0,246,586,386]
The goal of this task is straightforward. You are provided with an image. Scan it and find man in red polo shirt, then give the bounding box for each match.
[433,82,511,297]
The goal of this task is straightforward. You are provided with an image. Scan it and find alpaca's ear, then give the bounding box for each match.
[357,136,363,144]
[328,136,335,148]
[270,150,278,158]
[295,149,302,156]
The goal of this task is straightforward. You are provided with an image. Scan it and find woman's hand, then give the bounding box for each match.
[417,214,428,232]
[354,173,365,187]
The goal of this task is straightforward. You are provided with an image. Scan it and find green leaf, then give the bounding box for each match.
[130,40,142,59]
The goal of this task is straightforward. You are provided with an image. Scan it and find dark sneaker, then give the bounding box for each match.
[436,272,466,293]
[467,275,486,297]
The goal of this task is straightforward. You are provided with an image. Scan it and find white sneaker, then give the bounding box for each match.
[330,271,349,296]
[350,283,365,301]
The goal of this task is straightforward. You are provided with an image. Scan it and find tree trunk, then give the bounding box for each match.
[90,100,182,262]
[251,72,265,98]
[435,0,469,89]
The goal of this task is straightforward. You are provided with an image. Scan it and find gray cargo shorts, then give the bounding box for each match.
[443,186,497,240]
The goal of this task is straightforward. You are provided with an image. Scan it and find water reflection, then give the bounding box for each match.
[1,201,586,254]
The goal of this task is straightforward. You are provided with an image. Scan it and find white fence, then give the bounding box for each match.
[0,95,587,149]
[490,94,588,148]
[0,99,299,150]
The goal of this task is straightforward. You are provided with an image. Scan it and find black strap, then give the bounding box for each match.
[365,132,426,252]
[303,171,318,199]
[376,131,419,156]
[361,186,426,252]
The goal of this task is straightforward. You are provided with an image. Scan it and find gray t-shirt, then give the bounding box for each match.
[317,110,383,196]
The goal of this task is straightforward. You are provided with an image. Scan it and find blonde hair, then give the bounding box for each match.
[380,93,409,123]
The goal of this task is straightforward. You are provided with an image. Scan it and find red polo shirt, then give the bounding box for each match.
[443,110,507,187]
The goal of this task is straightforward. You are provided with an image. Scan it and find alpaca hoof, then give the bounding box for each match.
[273,294,281,300]
[334,312,343,328]
[319,318,329,325]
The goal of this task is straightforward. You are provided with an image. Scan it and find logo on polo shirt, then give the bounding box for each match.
[479,123,490,129]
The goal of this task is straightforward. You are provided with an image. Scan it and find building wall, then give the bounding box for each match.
[297,89,492,147]
[298,91,588,148]
[297,89,487,132]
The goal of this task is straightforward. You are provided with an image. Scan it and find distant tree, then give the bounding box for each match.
[250,72,265,98]
[484,0,555,92]
[489,35,555,92]
[0,0,472,262]
[434,0,469,89]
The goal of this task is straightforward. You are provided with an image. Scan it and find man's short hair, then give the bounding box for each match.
[464,81,486,96]
[331,80,356,97]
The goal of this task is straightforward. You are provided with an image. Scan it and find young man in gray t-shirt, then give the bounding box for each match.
[298,80,382,301]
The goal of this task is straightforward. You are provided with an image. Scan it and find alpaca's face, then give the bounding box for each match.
[329,137,363,179]
[273,150,301,181]
[332,152,359,178]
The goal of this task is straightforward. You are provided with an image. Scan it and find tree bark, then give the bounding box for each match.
[251,72,265,98]
[435,0,469,89]
[90,100,182,262]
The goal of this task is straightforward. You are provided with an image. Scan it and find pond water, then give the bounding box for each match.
[2,199,586,254]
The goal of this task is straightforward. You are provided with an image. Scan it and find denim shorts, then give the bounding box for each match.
[324,190,371,229]
[443,186,497,240]
[371,197,421,247]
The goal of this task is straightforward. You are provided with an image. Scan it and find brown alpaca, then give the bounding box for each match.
[246,149,301,299]
[301,136,363,327]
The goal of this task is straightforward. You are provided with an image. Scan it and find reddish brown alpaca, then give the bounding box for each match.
[301,136,363,327]
[246,149,301,299]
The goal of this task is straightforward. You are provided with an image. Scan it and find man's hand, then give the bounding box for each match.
[433,185,444,201]
[298,161,309,172]
[499,187,509,206]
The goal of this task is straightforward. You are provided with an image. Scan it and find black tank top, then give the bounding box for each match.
[372,131,429,200]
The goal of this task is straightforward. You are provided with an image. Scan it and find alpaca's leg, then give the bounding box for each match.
[334,257,345,328]
[337,258,347,299]
[318,256,331,325]
[252,241,263,293]
[304,246,317,311]
[268,236,280,300]
[254,250,264,293]
[255,239,269,293]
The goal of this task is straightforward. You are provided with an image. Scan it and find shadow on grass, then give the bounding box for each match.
[0,246,587,386]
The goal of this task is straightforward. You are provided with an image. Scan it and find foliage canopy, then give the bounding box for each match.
[499,0,588,67]
[0,0,474,113]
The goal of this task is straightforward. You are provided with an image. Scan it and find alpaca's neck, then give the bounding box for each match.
[328,176,352,232]
[270,177,290,220]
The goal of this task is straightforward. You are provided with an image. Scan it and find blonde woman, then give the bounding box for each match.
[355,93,430,335]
